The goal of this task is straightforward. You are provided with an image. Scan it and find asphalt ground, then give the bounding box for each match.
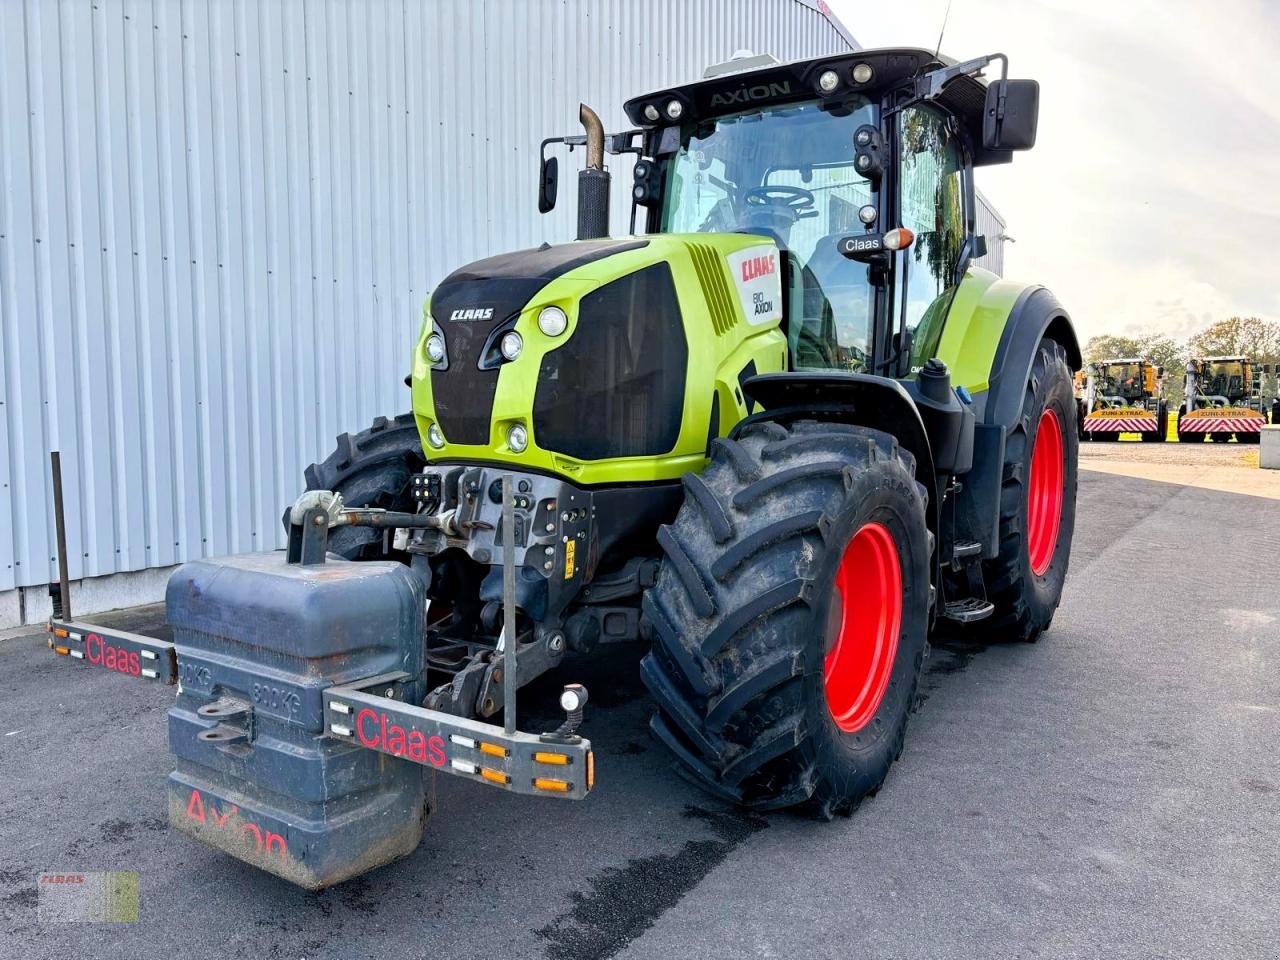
[2,464,1278,959]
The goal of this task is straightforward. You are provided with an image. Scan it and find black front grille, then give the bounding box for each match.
[430,278,545,446]
[533,263,687,461]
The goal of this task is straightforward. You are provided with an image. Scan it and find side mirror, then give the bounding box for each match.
[538,155,559,214]
[983,79,1039,151]
[1157,366,1165,379]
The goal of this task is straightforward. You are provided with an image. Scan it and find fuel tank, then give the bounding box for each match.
[165,552,426,889]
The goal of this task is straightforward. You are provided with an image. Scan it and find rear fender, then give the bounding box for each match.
[938,276,1081,558]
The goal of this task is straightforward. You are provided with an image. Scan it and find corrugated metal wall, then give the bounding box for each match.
[0,0,852,593]
[974,188,1006,276]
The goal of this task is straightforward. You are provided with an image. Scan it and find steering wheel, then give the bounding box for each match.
[743,185,817,216]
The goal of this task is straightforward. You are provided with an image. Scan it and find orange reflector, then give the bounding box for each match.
[480,767,510,785]
[53,645,71,656]
[533,777,571,793]
[533,751,570,766]
[883,227,915,251]
[53,627,69,638]
[479,742,508,758]
[587,750,595,790]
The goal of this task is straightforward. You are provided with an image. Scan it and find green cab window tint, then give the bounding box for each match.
[897,104,966,368]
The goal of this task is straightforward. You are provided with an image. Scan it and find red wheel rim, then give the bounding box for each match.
[823,522,902,734]
[1027,408,1064,576]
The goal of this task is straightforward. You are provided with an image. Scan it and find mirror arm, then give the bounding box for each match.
[917,52,1007,101]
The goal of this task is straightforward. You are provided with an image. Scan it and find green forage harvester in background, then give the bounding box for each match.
[52,47,1081,887]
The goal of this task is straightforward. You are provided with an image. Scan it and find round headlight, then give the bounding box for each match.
[855,129,872,147]
[818,69,840,93]
[427,424,445,449]
[507,423,528,453]
[858,204,878,225]
[643,103,660,122]
[425,333,445,364]
[537,305,568,337]
[665,99,683,120]
[856,154,872,172]
[852,62,874,84]
[500,331,523,361]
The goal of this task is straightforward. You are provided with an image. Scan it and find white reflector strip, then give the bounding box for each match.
[329,702,351,715]
[69,649,84,659]
[68,631,82,641]
[449,734,476,749]
[451,759,478,775]
[140,649,158,660]
[141,668,158,679]
[330,724,352,737]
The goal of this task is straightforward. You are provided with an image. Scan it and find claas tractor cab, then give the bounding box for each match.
[1081,357,1167,442]
[47,48,1080,889]
[1178,356,1271,443]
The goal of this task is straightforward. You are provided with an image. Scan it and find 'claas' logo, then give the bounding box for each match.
[740,254,776,282]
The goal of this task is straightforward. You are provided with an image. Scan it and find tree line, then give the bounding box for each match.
[1082,316,1280,405]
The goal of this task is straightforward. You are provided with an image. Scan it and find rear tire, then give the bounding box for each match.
[641,421,930,814]
[1142,402,1168,442]
[982,339,1077,643]
[300,414,427,560]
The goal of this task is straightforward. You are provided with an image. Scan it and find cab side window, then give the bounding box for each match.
[896,105,966,367]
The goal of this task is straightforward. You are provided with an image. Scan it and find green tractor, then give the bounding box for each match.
[49,47,1080,887]
[316,49,1080,812]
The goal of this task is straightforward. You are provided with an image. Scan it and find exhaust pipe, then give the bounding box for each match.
[576,103,610,240]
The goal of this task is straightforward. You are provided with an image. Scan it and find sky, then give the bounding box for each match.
[826,0,1280,343]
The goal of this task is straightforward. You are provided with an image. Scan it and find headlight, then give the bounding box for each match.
[665,99,683,120]
[426,334,445,364]
[500,331,523,361]
[852,62,874,84]
[427,424,445,449]
[537,306,568,337]
[507,423,528,453]
[818,69,840,93]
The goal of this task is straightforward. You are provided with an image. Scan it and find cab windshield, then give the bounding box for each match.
[1098,363,1143,400]
[1203,361,1246,400]
[660,98,877,371]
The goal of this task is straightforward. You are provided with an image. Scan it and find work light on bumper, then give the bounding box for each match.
[500,331,523,361]
[427,424,445,449]
[537,305,568,337]
[507,423,528,453]
[426,333,446,364]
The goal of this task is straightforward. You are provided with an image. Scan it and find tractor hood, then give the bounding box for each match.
[410,233,787,486]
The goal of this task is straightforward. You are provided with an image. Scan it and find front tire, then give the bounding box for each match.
[301,414,427,560]
[641,421,931,814]
[983,338,1078,643]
